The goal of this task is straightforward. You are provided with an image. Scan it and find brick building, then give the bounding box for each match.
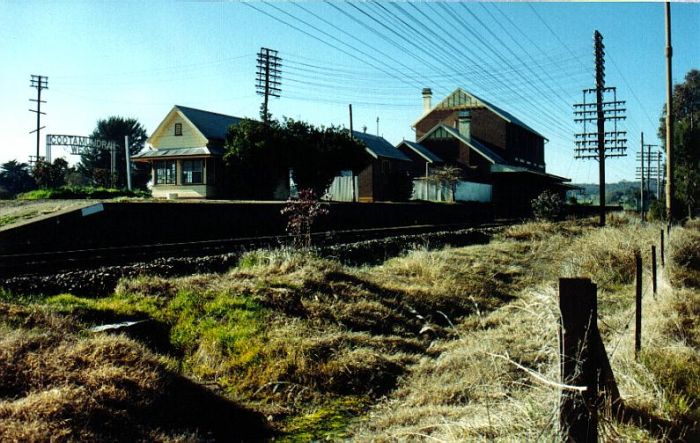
[404,88,573,213]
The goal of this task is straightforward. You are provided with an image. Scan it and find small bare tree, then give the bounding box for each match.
[428,166,462,202]
[281,188,329,248]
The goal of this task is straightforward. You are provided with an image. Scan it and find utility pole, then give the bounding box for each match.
[349,104,356,203]
[664,2,674,221]
[110,144,116,188]
[574,31,627,227]
[29,75,48,163]
[256,47,282,125]
[656,150,662,199]
[636,136,659,219]
[639,132,645,221]
[124,136,132,191]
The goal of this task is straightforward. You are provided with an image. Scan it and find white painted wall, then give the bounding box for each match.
[412,180,491,203]
[325,175,359,202]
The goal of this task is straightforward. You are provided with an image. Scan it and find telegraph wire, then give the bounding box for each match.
[399,2,576,141]
[242,2,422,91]
[478,3,577,112]
[449,2,578,137]
[52,54,255,83]
[491,3,583,103]
[411,1,576,138]
[290,2,429,88]
[324,1,451,97]
[260,1,584,143]
[284,54,587,88]
[527,3,588,72]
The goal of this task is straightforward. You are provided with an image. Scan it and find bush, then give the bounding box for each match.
[531,191,563,220]
[648,199,666,221]
[281,188,328,248]
[17,186,150,200]
[668,226,700,288]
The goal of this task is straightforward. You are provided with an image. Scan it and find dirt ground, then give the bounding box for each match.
[0,200,98,230]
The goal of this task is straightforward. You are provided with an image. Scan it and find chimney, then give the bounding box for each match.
[422,88,432,113]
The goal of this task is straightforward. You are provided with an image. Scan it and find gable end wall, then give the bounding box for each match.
[151,113,208,149]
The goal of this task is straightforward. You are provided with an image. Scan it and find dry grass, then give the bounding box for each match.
[3,218,698,441]
[561,222,659,289]
[351,219,699,441]
[351,285,563,441]
[0,303,271,442]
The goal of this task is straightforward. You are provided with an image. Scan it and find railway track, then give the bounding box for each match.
[0,221,509,278]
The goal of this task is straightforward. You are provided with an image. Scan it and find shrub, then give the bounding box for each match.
[531,191,563,220]
[668,226,700,288]
[281,188,328,248]
[648,199,666,221]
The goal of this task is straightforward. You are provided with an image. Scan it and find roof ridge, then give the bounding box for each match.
[175,105,242,119]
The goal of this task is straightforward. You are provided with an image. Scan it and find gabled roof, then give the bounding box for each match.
[413,88,547,141]
[418,124,506,165]
[175,105,242,141]
[147,105,243,147]
[398,140,443,163]
[352,131,411,162]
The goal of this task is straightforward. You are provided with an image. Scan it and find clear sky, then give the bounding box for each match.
[1,1,698,183]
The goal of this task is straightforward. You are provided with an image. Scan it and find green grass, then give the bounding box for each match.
[0,211,39,228]
[46,285,269,393]
[17,186,150,200]
[642,348,700,422]
[281,396,368,442]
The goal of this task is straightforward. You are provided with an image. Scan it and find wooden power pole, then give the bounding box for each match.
[574,31,627,227]
[664,2,674,220]
[256,47,282,124]
[640,132,645,221]
[29,75,48,163]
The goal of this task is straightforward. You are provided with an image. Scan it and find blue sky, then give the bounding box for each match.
[0,1,698,183]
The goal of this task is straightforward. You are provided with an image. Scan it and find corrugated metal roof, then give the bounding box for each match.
[132,147,222,159]
[418,124,506,164]
[491,164,571,183]
[175,106,242,140]
[352,131,411,162]
[399,141,443,163]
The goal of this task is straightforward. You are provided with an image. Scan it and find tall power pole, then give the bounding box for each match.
[636,134,660,220]
[638,132,645,221]
[656,150,663,198]
[29,75,49,163]
[256,47,282,125]
[664,2,674,220]
[574,31,627,227]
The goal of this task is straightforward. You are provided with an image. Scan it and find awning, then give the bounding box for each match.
[131,146,223,161]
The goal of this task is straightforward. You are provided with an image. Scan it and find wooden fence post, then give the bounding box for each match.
[660,229,665,267]
[635,251,643,359]
[651,245,657,295]
[559,278,598,442]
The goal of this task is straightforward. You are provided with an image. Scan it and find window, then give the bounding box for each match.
[155,160,176,185]
[174,123,182,136]
[182,159,204,184]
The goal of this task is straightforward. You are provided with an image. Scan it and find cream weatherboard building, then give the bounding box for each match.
[133,105,241,198]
